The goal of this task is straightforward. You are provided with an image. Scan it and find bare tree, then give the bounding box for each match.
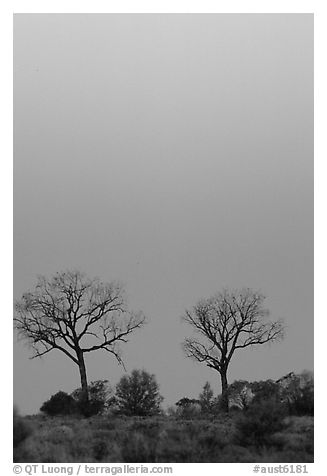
[14,270,146,412]
[183,288,284,412]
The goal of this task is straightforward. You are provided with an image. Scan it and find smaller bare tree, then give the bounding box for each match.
[14,270,146,412]
[183,288,284,412]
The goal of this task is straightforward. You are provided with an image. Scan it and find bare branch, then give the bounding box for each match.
[183,338,221,370]
[14,270,146,371]
[182,288,284,377]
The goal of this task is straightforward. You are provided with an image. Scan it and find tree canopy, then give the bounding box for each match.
[14,270,146,411]
[183,288,284,411]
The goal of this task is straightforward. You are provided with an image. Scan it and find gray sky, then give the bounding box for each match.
[14,13,313,415]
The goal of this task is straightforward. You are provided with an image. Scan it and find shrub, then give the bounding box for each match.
[116,369,163,416]
[48,425,75,442]
[92,438,109,461]
[13,407,32,448]
[251,379,281,404]
[71,380,114,416]
[210,395,225,415]
[288,386,314,416]
[175,398,201,419]
[13,411,313,463]
[198,382,214,414]
[285,376,314,416]
[235,399,287,447]
[121,432,158,462]
[40,391,77,416]
[228,380,253,410]
[128,418,161,438]
[279,371,314,416]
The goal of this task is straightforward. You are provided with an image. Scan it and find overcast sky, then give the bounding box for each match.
[14,13,313,415]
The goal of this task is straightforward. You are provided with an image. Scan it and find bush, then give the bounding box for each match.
[285,377,314,416]
[288,387,314,416]
[13,407,32,448]
[92,438,109,461]
[40,391,77,416]
[116,370,163,416]
[235,399,287,447]
[13,412,313,463]
[228,380,253,410]
[175,398,202,419]
[121,432,158,462]
[251,380,281,405]
[198,382,215,414]
[71,380,114,416]
[279,371,314,416]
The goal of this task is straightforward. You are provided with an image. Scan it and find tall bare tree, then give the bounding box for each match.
[14,270,145,411]
[183,288,284,412]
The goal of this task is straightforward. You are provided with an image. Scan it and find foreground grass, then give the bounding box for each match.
[14,414,313,463]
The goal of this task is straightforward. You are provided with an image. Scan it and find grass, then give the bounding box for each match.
[13,413,314,463]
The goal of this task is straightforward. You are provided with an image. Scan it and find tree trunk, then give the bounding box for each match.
[77,351,89,409]
[220,371,229,413]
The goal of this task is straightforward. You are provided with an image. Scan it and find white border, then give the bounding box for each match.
[3,1,324,474]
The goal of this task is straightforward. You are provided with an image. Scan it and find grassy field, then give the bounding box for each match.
[13,412,313,463]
